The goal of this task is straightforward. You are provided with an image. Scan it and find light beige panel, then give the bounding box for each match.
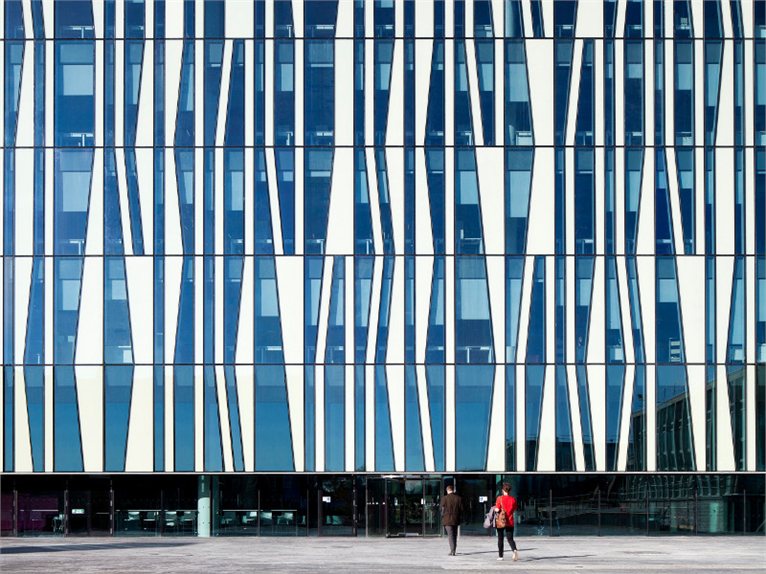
[125,366,154,471]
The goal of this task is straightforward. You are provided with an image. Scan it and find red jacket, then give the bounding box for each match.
[495,494,517,526]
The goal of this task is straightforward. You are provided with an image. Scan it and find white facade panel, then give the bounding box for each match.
[526,40,553,146]
[125,257,154,365]
[125,365,154,471]
[75,366,103,472]
[325,149,354,256]
[335,40,354,147]
[476,148,504,256]
[14,367,33,472]
[76,257,103,365]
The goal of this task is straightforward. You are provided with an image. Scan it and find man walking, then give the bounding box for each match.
[440,484,463,556]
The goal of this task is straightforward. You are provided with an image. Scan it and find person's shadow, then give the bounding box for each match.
[456,547,539,556]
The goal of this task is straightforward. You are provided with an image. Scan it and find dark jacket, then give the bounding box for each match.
[440,492,463,526]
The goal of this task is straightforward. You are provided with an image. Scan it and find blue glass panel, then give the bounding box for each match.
[404,366,425,471]
[624,150,643,254]
[425,41,445,147]
[727,365,746,471]
[525,365,545,470]
[525,258,546,469]
[605,257,625,363]
[305,366,316,471]
[624,40,644,147]
[575,257,594,363]
[174,41,195,146]
[304,151,333,254]
[454,41,474,146]
[575,42,594,145]
[153,0,165,471]
[675,148,696,254]
[553,0,577,38]
[624,0,643,37]
[526,257,546,363]
[375,257,395,361]
[24,366,44,471]
[625,364,646,471]
[374,150,396,254]
[505,257,524,361]
[374,365,395,471]
[456,257,492,362]
[255,366,295,471]
[656,365,695,471]
[426,257,446,364]
[555,366,574,471]
[674,41,694,146]
[505,42,533,147]
[505,368,516,470]
[474,39,495,145]
[674,0,694,37]
[203,366,223,472]
[576,365,596,470]
[374,39,394,145]
[606,364,624,471]
[575,150,595,255]
[325,258,345,471]
[55,41,95,147]
[530,0,544,37]
[456,365,494,471]
[304,41,335,146]
[704,41,723,145]
[105,365,133,471]
[55,0,95,38]
[325,365,345,471]
[53,367,83,471]
[426,150,446,253]
[455,150,483,251]
[654,34,665,146]
[655,151,675,255]
[704,0,723,37]
[305,0,338,38]
[505,149,533,254]
[504,0,525,38]
[355,365,365,471]
[427,365,445,472]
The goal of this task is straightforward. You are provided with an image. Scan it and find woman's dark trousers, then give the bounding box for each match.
[496,526,517,557]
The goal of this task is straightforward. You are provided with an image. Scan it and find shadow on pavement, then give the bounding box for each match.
[456,547,538,556]
[0,542,192,555]
[522,554,597,562]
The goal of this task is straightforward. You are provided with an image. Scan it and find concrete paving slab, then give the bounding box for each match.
[1,535,764,573]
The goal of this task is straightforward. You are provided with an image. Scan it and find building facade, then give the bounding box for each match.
[1,0,764,536]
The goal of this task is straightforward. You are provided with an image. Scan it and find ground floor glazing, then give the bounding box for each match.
[1,474,763,538]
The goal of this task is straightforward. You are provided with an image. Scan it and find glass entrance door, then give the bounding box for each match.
[385,477,442,537]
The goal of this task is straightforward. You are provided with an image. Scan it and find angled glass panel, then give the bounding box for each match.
[504,42,533,146]
[255,366,295,471]
[576,365,596,470]
[427,365,446,472]
[53,367,83,471]
[555,366,574,471]
[325,258,345,472]
[525,258,545,469]
[374,366,395,472]
[405,366,425,471]
[655,257,695,471]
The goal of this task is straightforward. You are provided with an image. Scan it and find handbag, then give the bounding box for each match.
[495,508,507,529]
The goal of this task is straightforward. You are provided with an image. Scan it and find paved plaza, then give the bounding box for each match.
[1,535,764,573]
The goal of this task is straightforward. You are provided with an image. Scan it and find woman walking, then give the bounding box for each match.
[494,482,519,561]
